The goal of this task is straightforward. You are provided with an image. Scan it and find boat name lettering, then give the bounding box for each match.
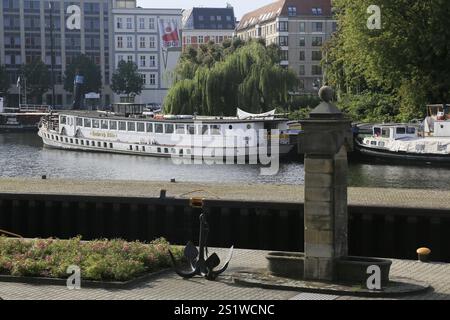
[91,131,117,138]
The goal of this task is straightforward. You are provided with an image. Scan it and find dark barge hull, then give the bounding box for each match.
[354,142,450,165]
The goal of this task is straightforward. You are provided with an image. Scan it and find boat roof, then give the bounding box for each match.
[55,110,289,124]
[373,123,419,128]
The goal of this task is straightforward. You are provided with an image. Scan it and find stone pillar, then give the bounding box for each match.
[299,86,353,281]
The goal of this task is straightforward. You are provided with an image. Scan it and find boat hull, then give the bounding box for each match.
[38,128,294,162]
[355,141,450,164]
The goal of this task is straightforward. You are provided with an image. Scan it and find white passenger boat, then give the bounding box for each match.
[355,104,450,163]
[38,105,294,161]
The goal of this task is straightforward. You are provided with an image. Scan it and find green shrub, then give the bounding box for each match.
[0,237,182,282]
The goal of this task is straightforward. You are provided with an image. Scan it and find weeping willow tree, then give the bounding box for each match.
[164,40,298,116]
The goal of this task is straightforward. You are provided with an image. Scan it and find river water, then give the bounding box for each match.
[1,132,450,189]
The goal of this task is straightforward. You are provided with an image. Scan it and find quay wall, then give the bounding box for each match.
[0,179,449,262]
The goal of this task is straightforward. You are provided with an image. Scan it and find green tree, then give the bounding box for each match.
[21,60,50,104]
[64,54,102,94]
[165,40,299,116]
[326,0,450,121]
[0,64,10,98]
[111,61,145,99]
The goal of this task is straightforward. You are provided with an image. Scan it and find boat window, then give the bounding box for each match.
[81,140,84,145]
[56,136,59,141]
[200,125,209,135]
[129,145,133,150]
[110,121,118,130]
[146,123,153,133]
[135,146,139,151]
[210,125,221,135]
[176,124,185,134]
[60,116,67,124]
[396,127,406,135]
[373,127,381,136]
[228,125,233,130]
[379,142,385,147]
[51,135,54,140]
[70,139,73,144]
[65,138,68,143]
[406,127,416,134]
[247,124,252,130]
[84,118,91,128]
[76,118,83,126]
[381,129,389,138]
[104,142,108,148]
[109,143,113,148]
[97,142,101,147]
[186,149,191,155]
[91,141,95,146]
[165,124,174,134]
[142,146,146,152]
[155,124,164,133]
[68,117,73,126]
[137,122,145,132]
[127,122,136,131]
[101,120,108,129]
[75,139,79,144]
[371,141,377,146]
[157,147,161,153]
[164,148,169,153]
[119,121,127,131]
[187,125,195,135]
[92,119,100,128]
[171,148,176,154]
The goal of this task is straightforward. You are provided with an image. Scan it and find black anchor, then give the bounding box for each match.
[169,205,233,281]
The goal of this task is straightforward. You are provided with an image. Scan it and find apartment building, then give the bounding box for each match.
[236,0,336,93]
[181,5,236,51]
[0,0,114,107]
[112,0,182,105]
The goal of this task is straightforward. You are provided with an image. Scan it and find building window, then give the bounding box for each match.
[117,36,123,48]
[299,79,305,89]
[332,22,338,32]
[149,18,155,29]
[117,17,122,29]
[313,22,323,32]
[299,65,305,76]
[149,36,155,48]
[280,50,288,61]
[127,55,133,62]
[140,55,146,67]
[127,36,133,48]
[226,16,232,22]
[299,51,305,61]
[312,8,323,16]
[140,36,146,48]
[312,51,322,61]
[141,74,147,84]
[299,37,305,46]
[149,55,156,67]
[312,65,322,75]
[126,18,132,29]
[198,36,204,44]
[299,22,306,33]
[288,6,297,16]
[149,74,156,85]
[278,21,288,32]
[199,15,204,21]
[312,36,323,46]
[139,18,145,29]
[278,36,288,46]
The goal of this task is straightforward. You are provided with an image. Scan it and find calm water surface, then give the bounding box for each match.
[1,133,450,189]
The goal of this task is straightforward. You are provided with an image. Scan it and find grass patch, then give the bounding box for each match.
[0,237,183,282]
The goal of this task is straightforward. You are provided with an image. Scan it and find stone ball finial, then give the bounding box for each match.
[318,86,334,103]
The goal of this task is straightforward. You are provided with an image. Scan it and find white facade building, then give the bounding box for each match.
[112,5,182,105]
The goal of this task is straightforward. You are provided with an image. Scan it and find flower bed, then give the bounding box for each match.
[0,237,183,282]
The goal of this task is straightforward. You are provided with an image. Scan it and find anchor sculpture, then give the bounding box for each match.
[169,197,234,280]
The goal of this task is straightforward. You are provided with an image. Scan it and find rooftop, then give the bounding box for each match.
[237,0,332,31]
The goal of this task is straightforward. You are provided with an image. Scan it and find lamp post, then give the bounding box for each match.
[49,2,56,109]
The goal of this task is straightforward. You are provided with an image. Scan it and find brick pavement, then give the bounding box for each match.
[0,248,448,300]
